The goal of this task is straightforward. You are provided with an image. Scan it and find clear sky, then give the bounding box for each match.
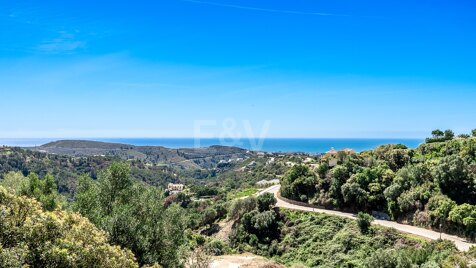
[0,0,475,138]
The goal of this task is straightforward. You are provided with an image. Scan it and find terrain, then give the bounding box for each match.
[0,140,262,195]
[2,132,476,267]
[280,130,476,243]
[265,184,474,251]
[32,140,253,169]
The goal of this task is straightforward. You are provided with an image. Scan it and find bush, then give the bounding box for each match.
[206,239,225,256]
[0,186,138,268]
[202,208,218,226]
[228,197,257,219]
[257,192,277,212]
[356,212,374,234]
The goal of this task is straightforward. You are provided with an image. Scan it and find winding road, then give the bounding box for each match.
[258,185,475,251]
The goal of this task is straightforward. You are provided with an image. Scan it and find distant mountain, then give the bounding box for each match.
[32,140,253,170]
[0,140,255,195]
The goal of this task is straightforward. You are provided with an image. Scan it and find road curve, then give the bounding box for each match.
[259,185,475,251]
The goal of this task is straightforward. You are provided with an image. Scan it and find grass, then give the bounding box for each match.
[228,188,258,200]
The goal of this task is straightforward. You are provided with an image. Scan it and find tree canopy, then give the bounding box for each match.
[0,186,137,268]
[280,131,476,240]
[73,162,187,267]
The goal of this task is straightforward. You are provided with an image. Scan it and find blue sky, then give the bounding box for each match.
[0,0,475,138]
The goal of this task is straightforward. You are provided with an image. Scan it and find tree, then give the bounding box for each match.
[280,165,317,201]
[448,204,475,225]
[341,182,368,208]
[239,210,280,243]
[472,129,476,137]
[74,162,187,267]
[0,171,28,195]
[463,217,476,240]
[427,195,456,225]
[444,129,455,140]
[448,204,476,239]
[202,208,218,226]
[356,212,374,234]
[213,201,228,220]
[0,186,138,268]
[252,210,277,232]
[97,162,133,214]
[329,165,348,206]
[257,192,277,212]
[432,155,476,204]
[72,175,100,223]
[228,196,257,220]
[16,173,64,211]
[432,129,444,139]
[316,163,329,179]
[426,129,454,143]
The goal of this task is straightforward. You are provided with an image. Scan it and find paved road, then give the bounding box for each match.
[259,185,475,251]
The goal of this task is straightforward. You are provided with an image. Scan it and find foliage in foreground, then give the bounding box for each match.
[73,162,187,267]
[0,186,138,268]
[0,171,65,211]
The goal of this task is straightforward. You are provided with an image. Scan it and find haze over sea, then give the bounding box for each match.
[0,138,423,154]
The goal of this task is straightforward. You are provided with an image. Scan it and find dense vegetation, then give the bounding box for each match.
[0,146,282,198]
[0,147,114,194]
[227,195,474,267]
[33,140,252,170]
[281,130,476,240]
[73,162,188,267]
[0,163,191,267]
[2,134,476,267]
[0,186,137,268]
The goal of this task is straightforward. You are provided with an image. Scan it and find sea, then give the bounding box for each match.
[0,138,424,154]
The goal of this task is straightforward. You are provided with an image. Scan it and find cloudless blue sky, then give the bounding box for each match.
[0,0,475,138]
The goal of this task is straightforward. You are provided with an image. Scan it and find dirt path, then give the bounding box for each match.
[214,220,234,242]
[262,185,475,251]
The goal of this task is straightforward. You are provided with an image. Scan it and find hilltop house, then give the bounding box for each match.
[326,147,356,156]
[342,148,356,154]
[324,147,356,167]
[167,183,185,195]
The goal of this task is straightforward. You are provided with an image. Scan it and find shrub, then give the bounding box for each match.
[257,192,277,212]
[356,212,374,234]
[202,208,218,226]
[206,239,225,256]
[228,197,257,219]
[0,186,138,268]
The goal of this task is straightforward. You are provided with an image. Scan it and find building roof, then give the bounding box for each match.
[342,148,356,153]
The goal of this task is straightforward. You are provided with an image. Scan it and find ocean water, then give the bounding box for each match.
[0,138,424,154]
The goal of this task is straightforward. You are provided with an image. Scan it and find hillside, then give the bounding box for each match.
[0,141,256,195]
[280,134,476,241]
[2,136,476,267]
[33,140,253,170]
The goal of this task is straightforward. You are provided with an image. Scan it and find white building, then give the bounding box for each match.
[167,183,185,195]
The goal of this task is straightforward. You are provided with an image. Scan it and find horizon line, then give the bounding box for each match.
[0,137,426,140]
